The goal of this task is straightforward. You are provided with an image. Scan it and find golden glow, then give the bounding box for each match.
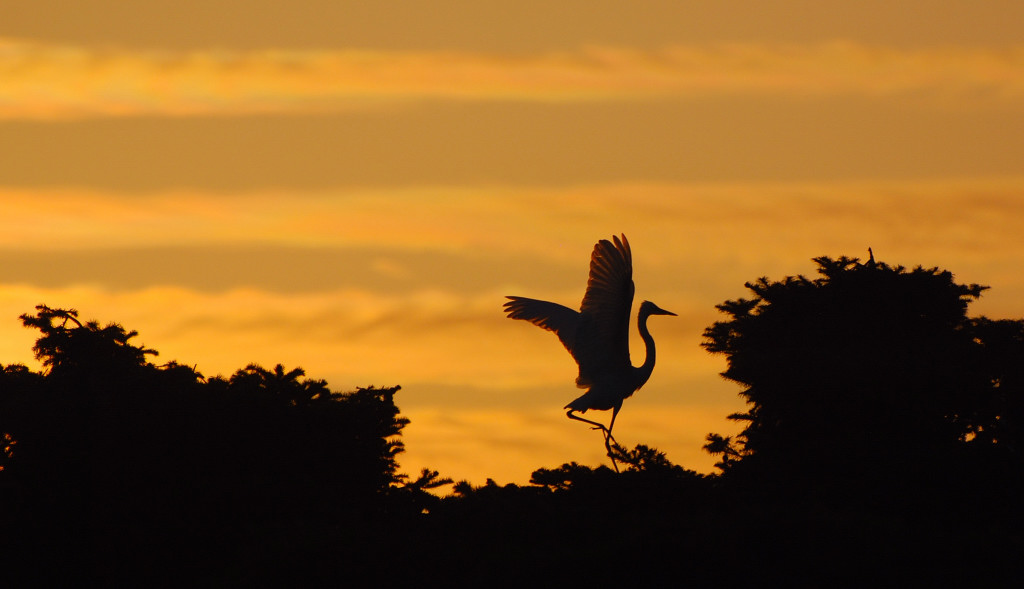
[5,179,1024,251]
[3,183,1024,481]
[3,38,1024,119]
[4,3,1024,483]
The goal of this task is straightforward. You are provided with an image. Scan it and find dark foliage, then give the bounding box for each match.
[2,249,1023,585]
[696,254,1024,583]
[702,257,1024,481]
[1,306,420,585]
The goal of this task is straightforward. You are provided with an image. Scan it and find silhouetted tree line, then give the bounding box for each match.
[2,253,1023,585]
[703,257,1024,497]
[0,305,447,585]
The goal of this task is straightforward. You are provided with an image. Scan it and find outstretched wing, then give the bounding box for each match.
[574,234,634,387]
[503,296,579,355]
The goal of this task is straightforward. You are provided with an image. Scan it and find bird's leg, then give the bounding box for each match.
[567,409,622,472]
[604,429,621,473]
[604,406,621,450]
[604,437,621,473]
[603,406,622,472]
[566,409,611,438]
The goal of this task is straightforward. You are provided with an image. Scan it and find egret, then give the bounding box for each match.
[503,234,675,456]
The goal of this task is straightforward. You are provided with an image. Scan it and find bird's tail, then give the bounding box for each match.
[564,392,591,412]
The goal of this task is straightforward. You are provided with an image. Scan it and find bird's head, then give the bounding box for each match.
[640,300,677,317]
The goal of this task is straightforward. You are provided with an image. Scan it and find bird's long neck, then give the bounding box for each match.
[635,309,656,388]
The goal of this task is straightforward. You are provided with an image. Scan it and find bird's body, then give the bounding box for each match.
[503,235,675,449]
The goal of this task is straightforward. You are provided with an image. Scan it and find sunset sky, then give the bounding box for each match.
[3,2,1024,484]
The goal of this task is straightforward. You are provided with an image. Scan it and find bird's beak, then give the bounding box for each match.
[653,305,677,316]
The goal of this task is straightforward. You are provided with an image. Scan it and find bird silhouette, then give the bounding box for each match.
[504,234,675,459]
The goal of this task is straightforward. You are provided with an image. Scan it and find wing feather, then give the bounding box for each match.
[503,296,579,355]
[504,234,634,390]
[574,234,634,386]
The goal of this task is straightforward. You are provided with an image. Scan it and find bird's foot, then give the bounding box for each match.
[590,424,614,444]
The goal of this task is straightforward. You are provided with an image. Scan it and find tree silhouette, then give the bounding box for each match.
[691,254,1024,583]
[0,305,428,585]
[702,254,1024,497]
[3,255,1023,586]
[966,317,1024,452]
[701,432,743,470]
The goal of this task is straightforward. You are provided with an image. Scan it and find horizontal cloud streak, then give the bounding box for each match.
[0,284,532,383]
[7,100,1022,190]
[3,38,1024,119]
[8,1,1023,53]
[0,244,578,294]
[4,179,1024,324]
[4,179,1024,257]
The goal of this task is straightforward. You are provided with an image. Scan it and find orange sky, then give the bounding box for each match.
[2,2,1024,484]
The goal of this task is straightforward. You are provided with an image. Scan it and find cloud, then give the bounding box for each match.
[5,98,1021,190]
[3,38,1023,119]
[5,181,1024,328]
[0,282,562,384]
[5,179,1024,258]
[7,1,1024,55]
